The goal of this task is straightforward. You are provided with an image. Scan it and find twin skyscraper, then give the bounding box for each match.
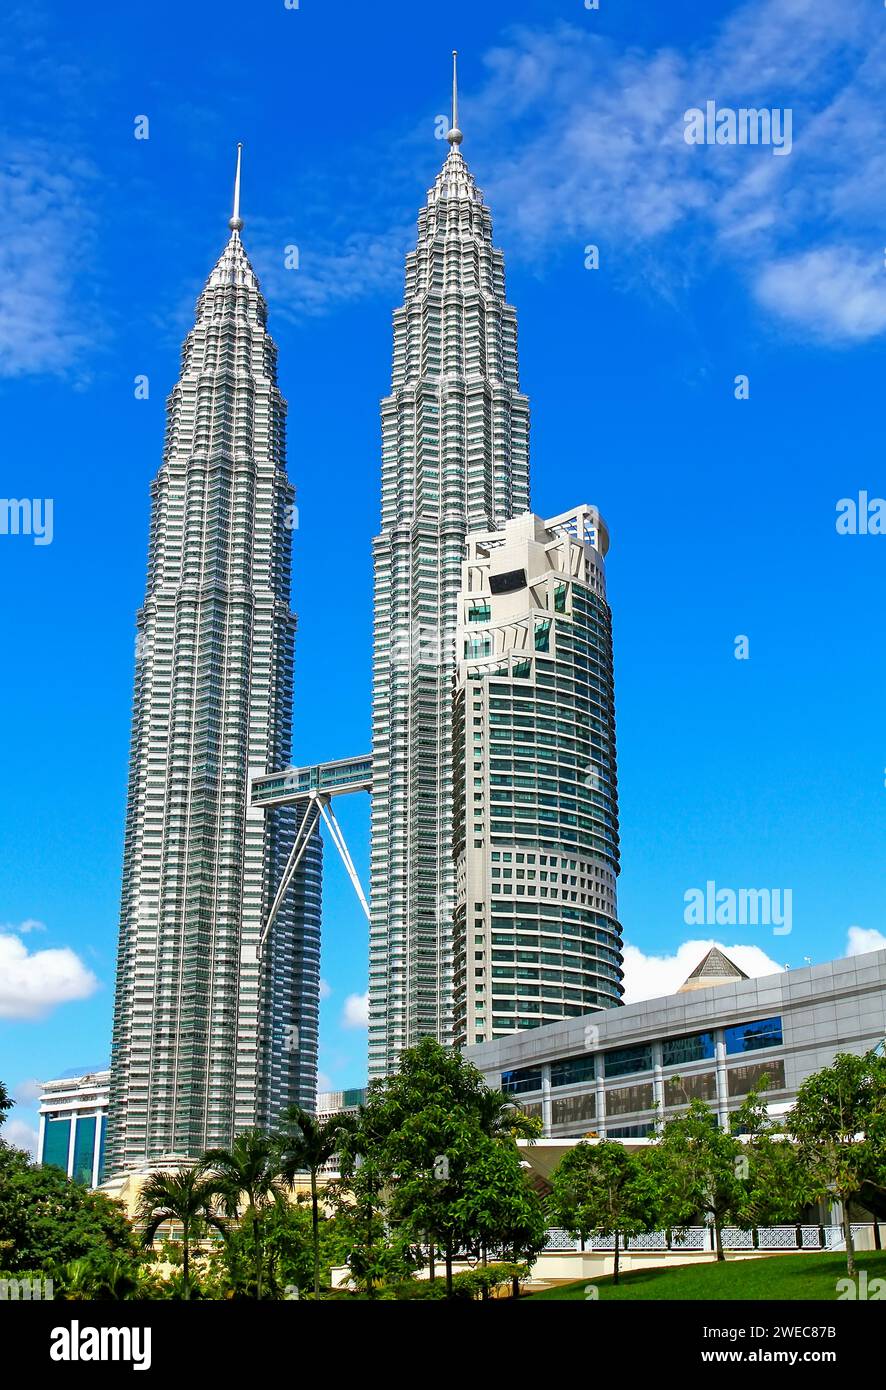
[106,60,623,1177]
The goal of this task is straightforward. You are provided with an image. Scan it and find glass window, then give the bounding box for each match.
[607,1122,654,1138]
[72,1116,96,1185]
[605,1082,654,1116]
[727,1059,786,1097]
[724,1017,783,1055]
[661,1031,716,1067]
[534,619,551,653]
[468,601,491,622]
[501,1065,543,1096]
[550,1054,596,1088]
[554,582,567,613]
[552,1091,596,1127]
[42,1117,71,1172]
[604,1043,653,1079]
[664,1071,718,1107]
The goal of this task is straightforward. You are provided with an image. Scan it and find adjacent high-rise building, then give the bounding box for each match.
[452,507,623,1048]
[368,62,530,1076]
[106,152,321,1175]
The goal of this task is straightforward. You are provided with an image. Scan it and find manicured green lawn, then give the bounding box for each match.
[527,1250,886,1300]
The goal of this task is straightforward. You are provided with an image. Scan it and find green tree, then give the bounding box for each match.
[0,1080,12,1131]
[333,1105,417,1298]
[475,1088,543,1144]
[58,1252,162,1301]
[276,1105,357,1297]
[353,1039,545,1296]
[788,1051,886,1276]
[0,1143,137,1276]
[202,1130,287,1298]
[548,1140,653,1284]
[732,1092,814,1230]
[135,1166,227,1299]
[651,1099,752,1262]
[454,1135,546,1295]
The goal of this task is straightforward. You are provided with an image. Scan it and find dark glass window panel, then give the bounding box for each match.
[604,1043,653,1078]
[724,1017,783,1055]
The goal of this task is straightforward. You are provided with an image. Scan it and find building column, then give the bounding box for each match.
[652,1039,664,1123]
[714,1030,728,1129]
[595,1072,607,1137]
[37,1112,46,1166]
[541,1063,552,1136]
[66,1114,77,1179]
[91,1116,102,1189]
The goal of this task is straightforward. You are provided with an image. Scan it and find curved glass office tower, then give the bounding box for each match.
[368,107,530,1075]
[452,506,623,1048]
[106,167,320,1175]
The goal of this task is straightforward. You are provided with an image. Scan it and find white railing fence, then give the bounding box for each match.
[543,1224,880,1253]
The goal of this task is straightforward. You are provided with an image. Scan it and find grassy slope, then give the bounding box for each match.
[527,1250,886,1300]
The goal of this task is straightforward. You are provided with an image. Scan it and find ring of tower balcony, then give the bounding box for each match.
[453,506,623,1049]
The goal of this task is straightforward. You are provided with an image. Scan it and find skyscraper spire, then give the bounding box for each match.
[229,141,244,232]
[447,49,462,146]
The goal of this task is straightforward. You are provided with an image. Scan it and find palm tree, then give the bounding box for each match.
[135,1166,226,1299]
[476,1088,541,1143]
[202,1130,287,1299]
[277,1105,357,1297]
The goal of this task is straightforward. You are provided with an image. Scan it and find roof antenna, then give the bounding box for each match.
[229,142,244,232]
[447,50,463,147]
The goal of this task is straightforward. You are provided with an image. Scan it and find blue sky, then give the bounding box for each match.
[2,0,885,1153]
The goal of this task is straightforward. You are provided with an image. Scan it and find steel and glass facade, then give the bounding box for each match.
[106,207,320,1175]
[452,507,623,1047]
[467,949,886,1137]
[369,129,530,1075]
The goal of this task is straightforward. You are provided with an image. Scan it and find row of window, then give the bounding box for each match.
[520,1058,788,1128]
[501,1018,784,1092]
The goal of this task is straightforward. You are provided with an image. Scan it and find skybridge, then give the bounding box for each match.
[250,755,373,955]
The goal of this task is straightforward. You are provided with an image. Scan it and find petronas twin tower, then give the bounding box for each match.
[107,61,622,1175]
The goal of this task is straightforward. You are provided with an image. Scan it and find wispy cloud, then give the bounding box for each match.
[0,1117,38,1157]
[246,221,412,324]
[468,0,886,344]
[0,143,101,379]
[755,248,886,342]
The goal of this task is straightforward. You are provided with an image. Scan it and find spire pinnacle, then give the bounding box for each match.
[229,142,244,233]
[447,50,463,147]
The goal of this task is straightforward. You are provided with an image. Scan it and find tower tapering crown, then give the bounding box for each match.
[229,142,244,232]
[447,50,463,146]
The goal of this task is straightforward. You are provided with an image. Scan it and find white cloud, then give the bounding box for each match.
[0,919,46,934]
[319,978,332,1001]
[316,1071,334,1092]
[0,1117,38,1158]
[621,938,784,1005]
[341,991,369,1029]
[0,932,99,1020]
[248,222,411,324]
[755,248,886,342]
[0,144,100,378]
[12,1078,42,1105]
[463,0,886,344]
[846,926,886,956]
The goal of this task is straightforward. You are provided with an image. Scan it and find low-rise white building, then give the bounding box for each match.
[37,1071,110,1188]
